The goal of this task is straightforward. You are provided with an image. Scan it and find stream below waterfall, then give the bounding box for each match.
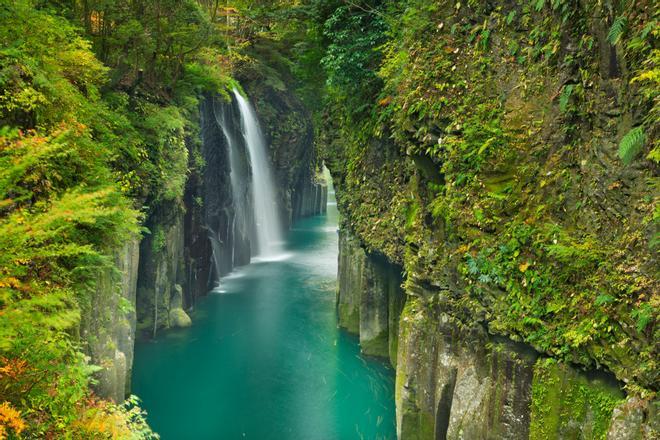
[132,188,396,439]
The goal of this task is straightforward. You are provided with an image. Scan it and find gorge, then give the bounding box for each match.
[132,181,397,439]
[0,1,657,439]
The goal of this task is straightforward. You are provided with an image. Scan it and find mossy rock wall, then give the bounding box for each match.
[395,294,536,440]
[136,209,186,336]
[81,238,140,402]
[530,358,624,439]
[335,225,657,439]
[390,289,658,440]
[337,228,405,362]
[322,0,658,435]
[324,0,658,393]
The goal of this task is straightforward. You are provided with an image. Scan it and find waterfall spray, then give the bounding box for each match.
[233,89,284,258]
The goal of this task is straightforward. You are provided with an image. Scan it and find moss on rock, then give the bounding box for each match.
[530,358,624,440]
[169,308,192,328]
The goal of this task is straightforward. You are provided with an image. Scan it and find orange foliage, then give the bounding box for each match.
[378,96,392,106]
[0,402,26,439]
[0,358,29,380]
[0,278,23,290]
[71,397,134,439]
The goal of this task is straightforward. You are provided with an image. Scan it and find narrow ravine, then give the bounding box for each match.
[132,185,397,440]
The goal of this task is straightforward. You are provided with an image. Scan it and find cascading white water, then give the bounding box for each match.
[213,100,245,269]
[233,89,284,258]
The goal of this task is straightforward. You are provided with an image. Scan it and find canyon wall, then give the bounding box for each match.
[337,227,657,439]
[87,66,324,401]
[325,0,657,437]
[82,239,141,402]
[132,78,325,339]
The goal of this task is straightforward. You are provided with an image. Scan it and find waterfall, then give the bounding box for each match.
[209,235,223,280]
[213,100,248,249]
[232,89,284,258]
[211,98,253,276]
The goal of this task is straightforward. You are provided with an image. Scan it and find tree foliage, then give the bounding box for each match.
[0,0,236,436]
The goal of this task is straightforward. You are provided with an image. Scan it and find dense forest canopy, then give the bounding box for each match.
[0,0,657,438]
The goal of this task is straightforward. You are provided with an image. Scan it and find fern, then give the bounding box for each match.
[639,20,656,40]
[595,294,615,306]
[506,10,516,25]
[559,84,574,112]
[618,126,646,164]
[647,145,660,163]
[607,16,627,45]
[631,304,654,332]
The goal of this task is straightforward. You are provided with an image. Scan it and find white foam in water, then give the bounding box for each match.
[212,268,250,294]
[251,253,293,263]
[222,270,247,280]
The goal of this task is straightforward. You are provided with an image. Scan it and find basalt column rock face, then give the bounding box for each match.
[334,227,659,439]
[83,238,140,402]
[136,95,254,336]
[182,141,213,306]
[396,294,538,440]
[337,229,405,364]
[292,172,328,220]
[136,207,187,335]
[394,288,657,440]
[337,230,365,334]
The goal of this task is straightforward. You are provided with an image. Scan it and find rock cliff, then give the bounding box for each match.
[324,0,657,437]
[337,226,657,439]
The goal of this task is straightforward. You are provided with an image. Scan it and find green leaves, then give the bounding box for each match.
[0,3,160,436]
[320,4,388,114]
[506,10,517,25]
[0,2,106,128]
[631,303,654,332]
[559,84,574,113]
[607,16,627,45]
[618,126,646,165]
[594,294,615,306]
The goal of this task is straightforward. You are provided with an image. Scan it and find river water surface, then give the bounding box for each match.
[132,189,396,439]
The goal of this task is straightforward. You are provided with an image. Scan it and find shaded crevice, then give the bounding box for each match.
[435,368,457,440]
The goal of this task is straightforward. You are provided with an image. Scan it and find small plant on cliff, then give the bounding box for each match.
[618,126,646,165]
[607,16,628,45]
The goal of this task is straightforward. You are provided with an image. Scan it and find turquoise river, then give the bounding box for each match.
[132,189,397,439]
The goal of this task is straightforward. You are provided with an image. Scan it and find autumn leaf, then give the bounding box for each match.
[0,401,26,439]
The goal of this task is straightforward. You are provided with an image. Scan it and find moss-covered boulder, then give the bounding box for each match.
[169,308,192,328]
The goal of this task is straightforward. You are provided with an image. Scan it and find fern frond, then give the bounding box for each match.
[559,84,574,113]
[607,16,627,45]
[647,144,660,163]
[618,126,646,165]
